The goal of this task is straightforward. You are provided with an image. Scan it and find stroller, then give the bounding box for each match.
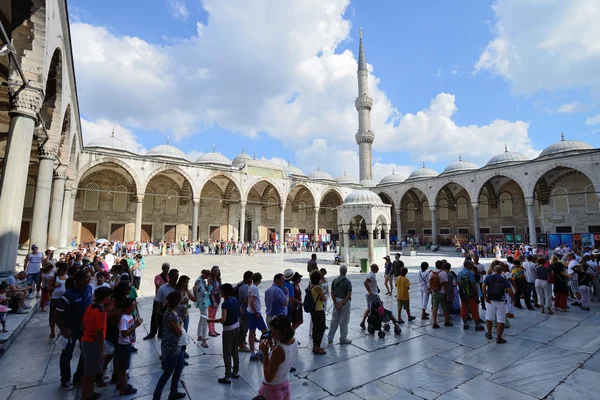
[367,296,402,338]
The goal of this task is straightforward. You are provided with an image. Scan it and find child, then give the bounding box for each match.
[395,267,415,323]
[208,283,240,384]
[81,286,112,400]
[91,271,110,294]
[115,298,142,395]
[0,282,9,333]
[40,263,54,312]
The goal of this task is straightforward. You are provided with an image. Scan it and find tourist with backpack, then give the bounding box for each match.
[482,265,514,343]
[233,271,253,352]
[429,260,452,329]
[458,260,484,331]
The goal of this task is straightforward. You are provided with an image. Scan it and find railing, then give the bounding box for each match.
[349,239,386,247]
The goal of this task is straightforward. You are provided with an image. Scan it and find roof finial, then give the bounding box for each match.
[359,27,362,38]
[111,128,115,137]
[167,136,170,145]
[253,153,256,160]
[458,154,462,161]
[287,159,292,166]
[317,165,320,171]
[343,168,347,176]
[392,168,395,174]
[212,144,216,153]
[561,132,565,141]
[505,143,508,152]
[422,161,425,168]
[241,147,245,154]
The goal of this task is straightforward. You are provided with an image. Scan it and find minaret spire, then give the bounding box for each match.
[355,28,374,182]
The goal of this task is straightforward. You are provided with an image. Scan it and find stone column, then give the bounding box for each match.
[395,209,402,242]
[472,204,481,244]
[314,207,319,240]
[0,86,43,275]
[68,191,77,246]
[384,229,390,256]
[134,194,144,242]
[239,201,246,242]
[367,228,375,264]
[343,230,350,263]
[279,205,285,242]
[527,201,537,245]
[47,170,68,248]
[192,200,199,241]
[30,147,58,249]
[430,207,438,245]
[58,184,73,248]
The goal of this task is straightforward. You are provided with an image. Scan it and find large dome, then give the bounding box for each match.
[538,133,593,158]
[406,164,438,181]
[442,157,479,174]
[379,170,404,185]
[308,167,334,181]
[196,149,232,167]
[486,146,529,167]
[344,190,383,205]
[86,131,132,153]
[146,140,187,161]
[336,170,359,185]
[284,161,305,177]
[232,150,252,168]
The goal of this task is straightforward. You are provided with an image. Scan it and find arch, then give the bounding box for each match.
[475,172,527,206]
[66,133,79,181]
[548,170,584,193]
[198,171,243,202]
[246,177,284,204]
[145,165,198,199]
[75,157,142,193]
[499,192,513,217]
[400,189,423,214]
[143,188,154,214]
[552,187,569,214]
[349,215,368,238]
[40,48,63,144]
[83,183,100,211]
[585,184,599,213]
[481,181,498,208]
[166,189,179,215]
[436,186,456,209]
[261,185,281,205]
[319,187,344,206]
[202,180,225,199]
[113,185,128,213]
[529,163,597,201]
[397,185,431,210]
[457,197,468,220]
[24,177,35,208]
[291,184,316,209]
[56,104,72,164]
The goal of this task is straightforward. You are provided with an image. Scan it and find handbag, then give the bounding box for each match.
[178,331,189,346]
[547,270,554,284]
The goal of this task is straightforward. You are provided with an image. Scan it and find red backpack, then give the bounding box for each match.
[429,271,443,292]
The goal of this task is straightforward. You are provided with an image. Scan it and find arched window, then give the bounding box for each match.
[24,177,35,208]
[267,198,276,220]
[299,201,307,221]
[499,192,513,217]
[143,188,154,214]
[285,200,292,220]
[84,183,100,211]
[326,203,333,223]
[479,195,489,218]
[585,185,599,213]
[552,187,568,214]
[457,197,468,220]
[166,189,178,215]
[422,201,431,221]
[439,199,448,221]
[113,185,128,213]
[407,202,415,222]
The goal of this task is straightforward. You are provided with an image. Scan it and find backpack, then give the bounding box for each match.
[486,275,506,301]
[303,285,316,313]
[231,281,243,303]
[429,271,442,292]
[458,271,474,299]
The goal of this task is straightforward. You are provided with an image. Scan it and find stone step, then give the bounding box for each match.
[0,297,41,347]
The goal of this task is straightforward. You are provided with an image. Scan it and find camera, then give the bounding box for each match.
[260,330,272,342]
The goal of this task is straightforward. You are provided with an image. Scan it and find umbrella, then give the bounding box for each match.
[96,238,109,243]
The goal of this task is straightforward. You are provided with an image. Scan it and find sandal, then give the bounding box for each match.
[200,342,209,348]
[2,329,8,333]
[312,348,326,355]
[496,338,507,344]
[485,332,493,339]
[49,333,55,338]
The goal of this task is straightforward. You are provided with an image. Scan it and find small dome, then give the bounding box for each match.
[308,167,334,181]
[146,138,187,161]
[379,169,405,185]
[442,156,479,174]
[283,161,305,177]
[336,170,359,185]
[486,146,529,166]
[406,163,439,181]
[232,150,253,168]
[344,190,383,205]
[360,179,378,188]
[538,133,593,158]
[86,130,132,153]
[196,147,232,167]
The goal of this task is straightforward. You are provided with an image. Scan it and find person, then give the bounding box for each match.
[566,253,582,307]
[534,258,554,314]
[90,271,110,294]
[265,273,289,326]
[307,253,318,273]
[327,265,352,345]
[392,253,404,278]
[473,255,487,309]
[236,270,253,352]
[383,255,393,296]
[483,265,514,343]
[130,254,143,290]
[458,260,484,331]
[208,266,222,337]
[115,298,142,395]
[257,315,298,399]
[575,263,593,311]
[430,260,452,328]
[55,270,93,390]
[208,283,241,384]
[175,275,196,360]
[360,264,379,329]
[80,286,112,400]
[551,258,569,311]
[5,270,29,314]
[396,267,415,323]
[511,260,533,310]
[248,272,267,361]
[0,282,10,332]
[417,262,430,320]
[24,244,43,299]
[153,291,186,400]
[155,263,170,295]
[144,263,170,340]
[290,272,304,331]
[40,263,54,312]
[283,269,299,319]
[147,269,179,340]
[523,255,538,307]
[194,269,211,348]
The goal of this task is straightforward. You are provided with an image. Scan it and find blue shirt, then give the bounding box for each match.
[56,285,93,332]
[264,284,287,317]
[458,267,475,283]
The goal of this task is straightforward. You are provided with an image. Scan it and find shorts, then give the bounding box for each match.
[365,294,380,310]
[568,279,580,294]
[115,343,132,370]
[397,299,410,310]
[485,300,507,324]
[248,313,267,331]
[81,340,103,375]
[431,292,449,313]
[27,272,41,286]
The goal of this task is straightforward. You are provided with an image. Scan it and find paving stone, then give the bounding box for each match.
[548,368,600,400]
[437,375,537,400]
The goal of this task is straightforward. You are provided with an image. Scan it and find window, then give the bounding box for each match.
[143,188,154,214]
[422,201,431,221]
[480,228,491,234]
[439,199,448,221]
[499,193,513,217]
[423,228,432,235]
[325,203,333,223]
[585,185,599,213]
[285,200,292,220]
[299,201,307,221]
[588,226,600,233]
[501,227,515,234]
[458,228,469,234]
[84,183,100,211]
[407,229,416,235]
[266,198,276,220]
[440,228,450,234]
[552,187,569,214]
[407,202,415,222]
[457,197,468,220]
[24,177,35,208]
[166,189,178,215]
[479,194,489,218]
[556,226,572,233]
[113,185,128,213]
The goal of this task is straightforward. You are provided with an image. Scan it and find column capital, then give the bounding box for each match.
[240,201,247,208]
[395,209,401,215]
[314,207,320,213]
[71,190,77,200]
[136,194,145,203]
[53,167,68,180]
[9,84,44,120]
[471,202,479,210]
[525,199,535,207]
[429,206,437,213]
[38,145,58,160]
[193,198,200,205]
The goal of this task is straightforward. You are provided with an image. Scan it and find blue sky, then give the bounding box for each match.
[69,0,600,181]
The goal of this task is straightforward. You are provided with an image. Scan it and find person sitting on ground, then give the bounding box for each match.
[5,271,29,314]
[0,282,10,332]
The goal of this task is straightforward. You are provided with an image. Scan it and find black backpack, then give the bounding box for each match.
[231,281,243,303]
[487,275,506,301]
[303,285,316,313]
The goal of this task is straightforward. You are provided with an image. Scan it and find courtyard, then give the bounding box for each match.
[1,251,599,400]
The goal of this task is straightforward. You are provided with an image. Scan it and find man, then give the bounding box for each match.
[44,247,57,266]
[483,265,514,344]
[264,273,288,326]
[5,271,29,314]
[104,251,115,268]
[458,260,484,331]
[247,273,267,362]
[55,270,93,389]
[236,271,253,352]
[143,263,170,340]
[522,255,538,306]
[24,244,43,299]
[328,265,352,344]
[472,256,486,309]
[360,264,379,329]
[282,269,296,317]
[144,268,178,340]
[307,253,318,273]
[566,253,582,306]
[383,256,393,296]
[430,260,453,329]
[392,253,404,278]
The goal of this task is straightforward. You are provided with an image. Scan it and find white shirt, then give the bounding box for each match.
[118,314,134,345]
[523,261,537,283]
[366,271,378,294]
[475,263,486,275]
[418,270,430,289]
[91,281,110,293]
[105,254,115,267]
[247,284,261,314]
[568,259,579,275]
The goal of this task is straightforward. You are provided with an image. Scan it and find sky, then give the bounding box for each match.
[68,0,600,182]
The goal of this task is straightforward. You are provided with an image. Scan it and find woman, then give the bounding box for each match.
[109,264,122,289]
[208,266,222,337]
[49,261,68,338]
[511,260,533,310]
[551,259,570,311]
[258,315,298,400]
[309,269,326,355]
[130,254,143,290]
[153,291,186,400]
[175,275,196,359]
[535,258,554,314]
[290,272,303,330]
[502,263,516,318]
[194,269,212,348]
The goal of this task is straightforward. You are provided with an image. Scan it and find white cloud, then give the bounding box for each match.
[167,0,189,20]
[81,119,146,154]
[556,102,587,114]
[451,66,458,76]
[585,114,600,126]
[474,0,600,96]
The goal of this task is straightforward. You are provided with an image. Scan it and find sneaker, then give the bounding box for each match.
[28,293,34,300]
[168,393,186,400]
[143,334,155,340]
[571,301,581,307]
[340,338,352,344]
[444,322,454,327]
[36,292,41,298]
[463,324,469,330]
[60,381,75,390]
[249,354,261,362]
[119,384,137,396]
[95,378,107,388]
[359,322,366,330]
[218,377,231,384]
[475,325,484,331]
[239,345,250,352]
[232,373,241,379]
[17,308,28,314]
[408,316,416,322]
[398,319,405,324]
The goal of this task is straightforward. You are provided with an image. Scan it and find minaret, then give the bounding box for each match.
[355,27,374,182]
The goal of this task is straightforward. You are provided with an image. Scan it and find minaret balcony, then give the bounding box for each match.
[355,130,375,144]
[355,95,373,110]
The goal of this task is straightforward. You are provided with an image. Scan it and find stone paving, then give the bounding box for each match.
[1,251,599,399]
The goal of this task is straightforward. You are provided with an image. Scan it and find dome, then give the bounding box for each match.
[538,133,593,158]
[308,167,334,181]
[442,156,479,174]
[360,179,378,188]
[486,146,529,167]
[283,161,305,177]
[379,169,405,185]
[344,189,383,205]
[406,163,439,181]
[232,150,252,168]
[196,148,232,167]
[146,139,187,161]
[86,130,132,153]
[336,170,359,185]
